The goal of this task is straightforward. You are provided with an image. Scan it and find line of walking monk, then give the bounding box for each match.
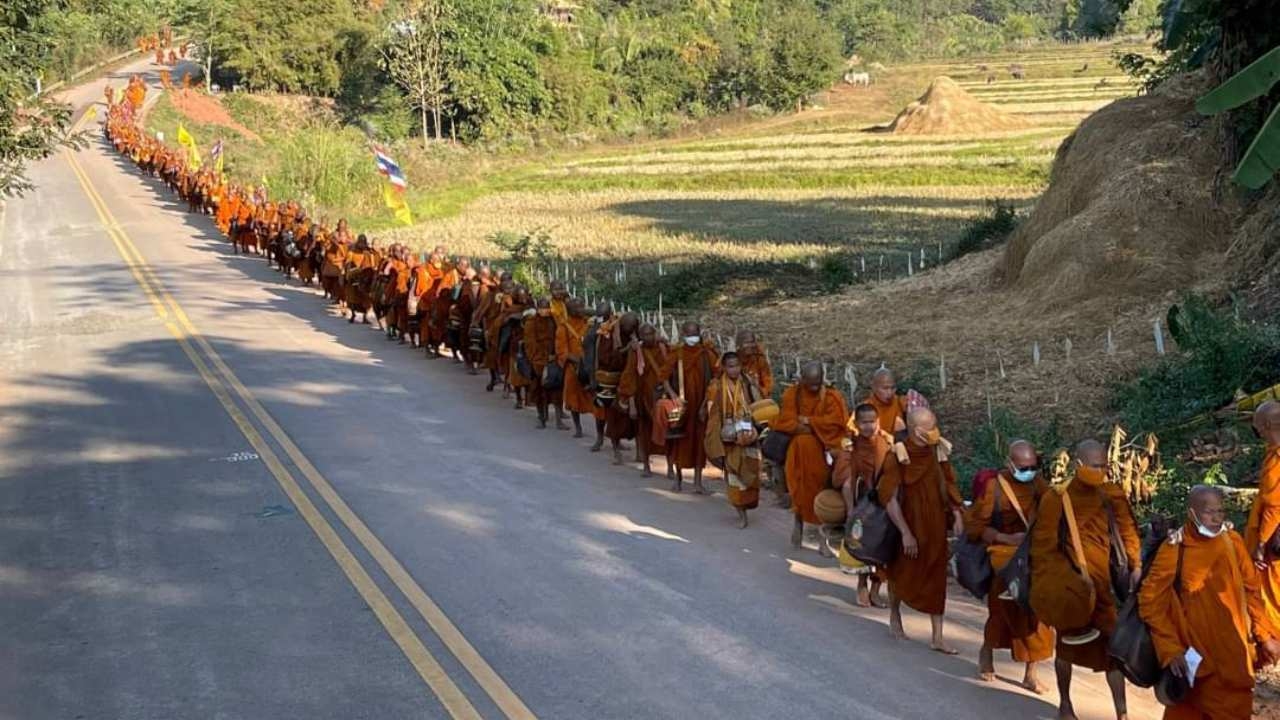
[104,99,1280,719]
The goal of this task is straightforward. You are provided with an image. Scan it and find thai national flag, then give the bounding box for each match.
[372,145,407,190]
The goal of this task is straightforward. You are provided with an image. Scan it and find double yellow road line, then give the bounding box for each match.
[63,143,536,720]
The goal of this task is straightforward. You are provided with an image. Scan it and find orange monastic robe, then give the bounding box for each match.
[739,347,774,398]
[430,266,459,345]
[522,311,558,402]
[965,471,1054,663]
[865,393,909,434]
[1031,479,1141,671]
[1141,524,1270,720]
[772,385,849,525]
[878,441,963,615]
[557,315,593,414]
[661,343,720,471]
[1245,444,1280,661]
[619,342,670,457]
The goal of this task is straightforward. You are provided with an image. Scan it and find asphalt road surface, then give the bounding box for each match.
[0,59,1163,720]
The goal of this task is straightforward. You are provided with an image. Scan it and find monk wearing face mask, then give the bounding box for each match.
[1030,439,1141,720]
[665,321,718,494]
[965,439,1053,693]
[1142,485,1278,720]
[878,407,964,654]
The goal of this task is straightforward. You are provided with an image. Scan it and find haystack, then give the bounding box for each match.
[888,76,1030,135]
[1001,74,1233,311]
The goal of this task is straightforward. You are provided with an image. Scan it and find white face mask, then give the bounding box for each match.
[683,336,700,346]
[1190,509,1225,539]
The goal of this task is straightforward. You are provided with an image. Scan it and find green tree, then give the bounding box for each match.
[208,0,367,95]
[175,0,234,92]
[382,0,453,146]
[1,0,82,197]
[760,3,842,109]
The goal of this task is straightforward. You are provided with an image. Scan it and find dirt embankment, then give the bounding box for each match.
[722,72,1278,436]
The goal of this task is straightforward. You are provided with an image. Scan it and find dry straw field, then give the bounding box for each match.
[390,40,1145,313]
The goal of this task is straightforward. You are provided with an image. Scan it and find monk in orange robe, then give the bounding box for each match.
[556,298,593,438]
[420,249,447,356]
[475,272,513,389]
[343,235,378,323]
[387,246,410,341]
[453,266,482,370]
[1141,485,1277,720]
[522,298,561,428]
[834,402,892,606]
[501,287,532,406]
[430,253,460,355]
[878,407,964,653]
[704,352,764,528]
[1031,439,1140,720]
[772,362,848,549]
[594,309,637,459]
[735,330,773,397]
[1245,401,1280,666]
[321,222,350,304]
[155,46,165,65]
[866,367,909,434]
[662,321,719,494]
[966,439,1053,693]
[618,323,669,477]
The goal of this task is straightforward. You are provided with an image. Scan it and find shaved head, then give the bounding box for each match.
[906,407,936,431]
[1008,439,1037,468]
[1075,439,1107,468]
[906,407,938,447]
[619,312,639,336]
[871,367,896,403]
[1256,401,1280,445]
[1188,484,1226,534]
[639,322,657,346]
[800,361,823,390]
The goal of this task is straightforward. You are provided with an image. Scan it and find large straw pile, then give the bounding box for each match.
[888,76,1031,135]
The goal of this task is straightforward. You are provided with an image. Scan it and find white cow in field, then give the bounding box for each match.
[844,71,871,87]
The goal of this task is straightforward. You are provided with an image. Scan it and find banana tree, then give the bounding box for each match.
[1196,44,1280,189]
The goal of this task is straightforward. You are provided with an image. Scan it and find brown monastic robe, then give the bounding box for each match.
[661,342,719,471]
[1030,477,1141,671]
[619,341,669,458]
[965,471,1055,663]
[878,441,963,615]
[595,319,634,439]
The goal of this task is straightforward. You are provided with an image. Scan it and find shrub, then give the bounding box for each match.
[947,198,1018,261]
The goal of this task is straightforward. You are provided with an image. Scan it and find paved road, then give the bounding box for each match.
[0,59,1162,720]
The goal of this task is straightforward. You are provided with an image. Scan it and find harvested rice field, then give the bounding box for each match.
[391,40,1148,311]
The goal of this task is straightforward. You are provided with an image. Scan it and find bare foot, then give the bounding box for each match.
[856,589,871,608]
[870,595,888,609]
[693,482,709,495]
[737,510,748,529]
[1021,678,1048,695]
[978,669,995,682]
[612,450,623,466]
[930,643,959,656]
[889,625,906,641]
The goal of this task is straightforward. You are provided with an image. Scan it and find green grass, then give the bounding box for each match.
[497,163,1049,194]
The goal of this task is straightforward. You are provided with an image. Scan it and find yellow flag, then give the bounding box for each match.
[176,123,201,169]
[383,184,413,226]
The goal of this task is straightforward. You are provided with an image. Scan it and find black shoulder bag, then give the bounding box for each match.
[1109,541,1182,688]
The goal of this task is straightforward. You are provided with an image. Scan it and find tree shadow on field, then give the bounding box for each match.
[606,196,979,248]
